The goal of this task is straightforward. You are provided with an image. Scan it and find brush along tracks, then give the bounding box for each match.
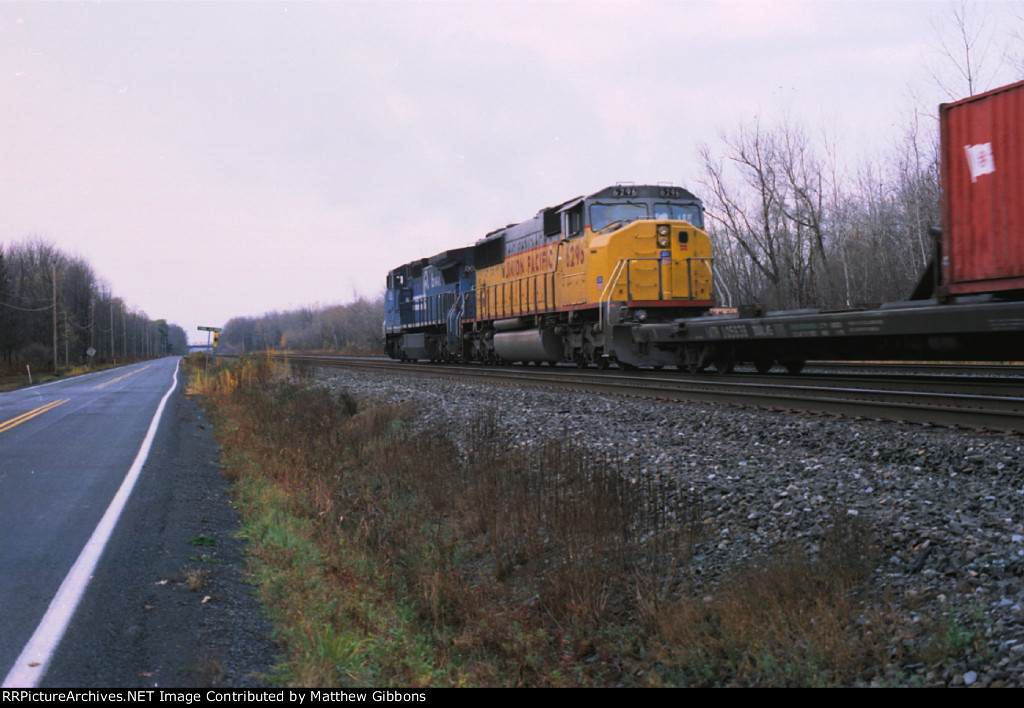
[280,355,1024,433]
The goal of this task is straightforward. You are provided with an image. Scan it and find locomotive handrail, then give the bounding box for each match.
[446,292,468,358]
[599,259,629,332]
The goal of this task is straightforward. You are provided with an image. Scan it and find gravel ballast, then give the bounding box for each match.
[318,366,1024,688]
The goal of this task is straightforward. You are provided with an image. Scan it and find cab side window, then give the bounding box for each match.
[566,205,583,238]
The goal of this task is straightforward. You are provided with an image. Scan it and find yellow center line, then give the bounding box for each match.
[92,365,151,390]
[0,399,70,433]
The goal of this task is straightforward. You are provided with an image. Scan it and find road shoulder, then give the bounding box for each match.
[39,383,278,688]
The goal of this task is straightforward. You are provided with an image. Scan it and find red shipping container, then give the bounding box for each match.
[941,79,1024,295]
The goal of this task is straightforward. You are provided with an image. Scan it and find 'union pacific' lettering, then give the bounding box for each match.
[502,246,555,279]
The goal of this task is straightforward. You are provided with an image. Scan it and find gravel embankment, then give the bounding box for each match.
[318,367,1024,688]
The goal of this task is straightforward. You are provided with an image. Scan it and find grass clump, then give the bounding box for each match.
[645,515,886,686]
[187,354,975,687]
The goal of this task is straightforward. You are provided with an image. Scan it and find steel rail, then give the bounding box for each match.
[277,354,1024,432]
[802,361,1024,377]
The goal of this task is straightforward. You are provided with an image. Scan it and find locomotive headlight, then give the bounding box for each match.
[656,224,671,248]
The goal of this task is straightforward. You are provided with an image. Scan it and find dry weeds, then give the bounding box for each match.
[187,354,963,687]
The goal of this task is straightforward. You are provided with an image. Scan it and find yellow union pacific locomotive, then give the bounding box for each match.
[385,184,716,368]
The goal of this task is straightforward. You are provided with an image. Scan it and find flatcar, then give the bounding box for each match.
[652,79,1024,373]
[385,184,716,367]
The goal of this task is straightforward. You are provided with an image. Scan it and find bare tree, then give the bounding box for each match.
[930,0,1000,98]
[699,118,834,308]
[0,237,188,372]
[698,103,945,312]
[1004,1,1024,78]
[221,298,385,355]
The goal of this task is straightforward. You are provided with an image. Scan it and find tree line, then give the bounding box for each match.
[698,115,941,310]
[0,237,188,374]
[220,297,384,354]
[700,1,1023,310]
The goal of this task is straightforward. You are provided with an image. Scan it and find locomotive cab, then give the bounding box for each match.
[577,185,714,315]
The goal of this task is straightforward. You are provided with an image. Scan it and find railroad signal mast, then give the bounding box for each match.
[198,326,222,375]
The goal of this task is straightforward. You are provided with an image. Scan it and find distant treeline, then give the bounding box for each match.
[220,297,384,354]
[0,237,188,373]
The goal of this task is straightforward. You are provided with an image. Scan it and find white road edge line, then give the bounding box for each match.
[2,358,181,688]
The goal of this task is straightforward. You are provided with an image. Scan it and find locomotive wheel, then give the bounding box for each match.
[712,355,735,374]
[781,359,806,375]
[754,359,775,374]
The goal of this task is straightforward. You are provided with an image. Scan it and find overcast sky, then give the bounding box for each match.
[2,1,1021,341]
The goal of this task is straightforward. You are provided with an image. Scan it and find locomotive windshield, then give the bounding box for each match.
[654,202,703,228]
[589,199,704,232]
[590,202,648,232]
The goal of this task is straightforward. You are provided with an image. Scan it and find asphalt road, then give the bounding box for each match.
[0,358,276,687]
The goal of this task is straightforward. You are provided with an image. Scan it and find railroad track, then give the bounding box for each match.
[276,354,1024,433]
[802,361,1024,377]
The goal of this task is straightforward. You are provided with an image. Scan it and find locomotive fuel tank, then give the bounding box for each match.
[493,328,563,363]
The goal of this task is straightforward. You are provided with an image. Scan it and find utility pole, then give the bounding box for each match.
[51,264,57,374]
